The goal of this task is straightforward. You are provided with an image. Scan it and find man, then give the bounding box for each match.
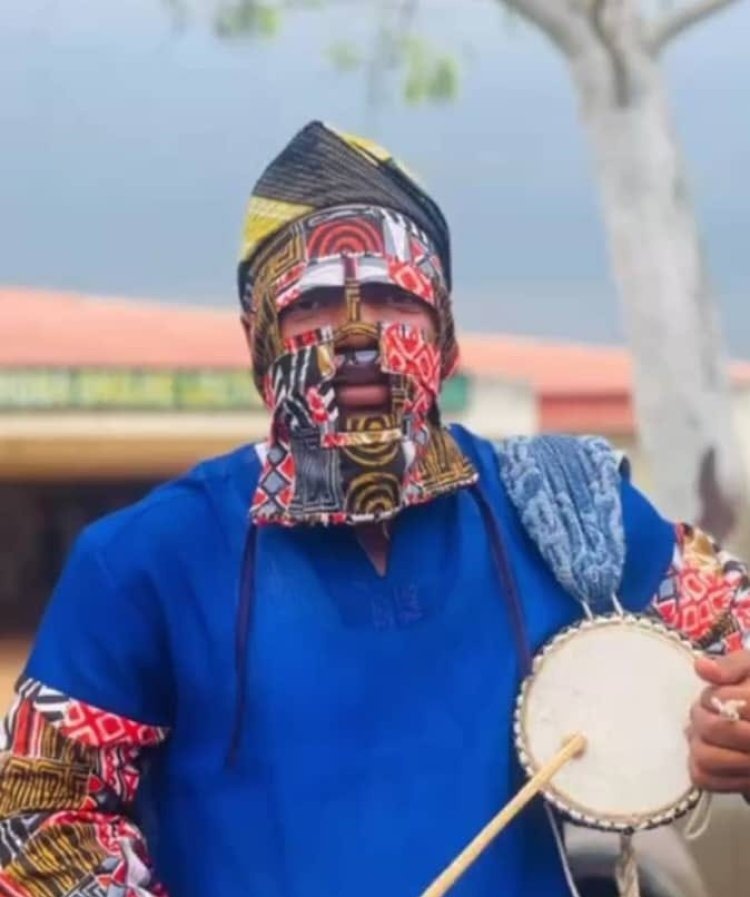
[1,121,750,897]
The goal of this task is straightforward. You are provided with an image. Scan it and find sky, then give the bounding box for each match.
[1,0,748,351]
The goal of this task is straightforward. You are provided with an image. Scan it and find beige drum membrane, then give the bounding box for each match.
[515,614,702,832]
[420,614,704,897]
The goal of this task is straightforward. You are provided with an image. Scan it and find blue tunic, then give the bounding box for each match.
[25,427,674,897]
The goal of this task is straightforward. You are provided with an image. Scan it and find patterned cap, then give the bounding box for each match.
[237,121,452,300]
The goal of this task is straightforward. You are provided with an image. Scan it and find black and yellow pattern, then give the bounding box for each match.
[238,121,452,292]
[0,679,167,897]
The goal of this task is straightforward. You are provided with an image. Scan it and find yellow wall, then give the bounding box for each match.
[0,411,270,481]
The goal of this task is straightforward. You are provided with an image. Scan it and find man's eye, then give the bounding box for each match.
[294,296,323,313]
[374,294,419,310]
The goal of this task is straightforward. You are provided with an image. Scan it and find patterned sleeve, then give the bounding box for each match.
[650,523,750,653]
[0,677,169,897]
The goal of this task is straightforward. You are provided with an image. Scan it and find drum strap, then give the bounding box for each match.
[495,435,627,614]
[470,484,533,676]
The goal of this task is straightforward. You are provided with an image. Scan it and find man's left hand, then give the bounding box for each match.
[689,651,750,793]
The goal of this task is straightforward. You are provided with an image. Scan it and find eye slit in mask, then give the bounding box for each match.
[293,292,336,314]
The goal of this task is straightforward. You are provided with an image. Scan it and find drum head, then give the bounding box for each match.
[515,615,702,832]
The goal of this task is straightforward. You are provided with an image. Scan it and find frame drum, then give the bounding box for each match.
[514,614,703,832]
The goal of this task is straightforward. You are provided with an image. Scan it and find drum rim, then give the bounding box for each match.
[514,612,702,833]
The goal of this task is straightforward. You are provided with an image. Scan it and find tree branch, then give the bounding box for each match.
[650,0,741,51]
[499,0,581,56]
[587,0,633,106]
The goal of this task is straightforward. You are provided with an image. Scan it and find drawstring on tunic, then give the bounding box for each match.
[227,484,533,764]
[228,520,257,765]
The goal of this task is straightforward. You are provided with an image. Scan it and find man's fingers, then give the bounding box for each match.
[695,652,750,687]
[690,703,750,752]
[700,685,750,720]
[691,652,750,795]
[690,735,750,778]
[689,755,750,793]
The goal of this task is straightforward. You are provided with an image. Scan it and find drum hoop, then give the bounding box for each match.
[514,612,702,833]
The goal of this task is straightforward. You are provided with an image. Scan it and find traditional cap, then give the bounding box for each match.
[237,121,452,300]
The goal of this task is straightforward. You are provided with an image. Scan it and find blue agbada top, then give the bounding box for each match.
[25,427,674,897]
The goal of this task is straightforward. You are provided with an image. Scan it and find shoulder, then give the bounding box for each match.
[450,425,624,493]
[452,426,674,610]
[78,443,262,577]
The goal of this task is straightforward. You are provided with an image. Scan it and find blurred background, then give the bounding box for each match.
[1,1,749,894]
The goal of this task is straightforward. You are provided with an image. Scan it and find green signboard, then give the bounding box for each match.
[440,374,470,415]
[0,368,471,414]
[0,369,264,411]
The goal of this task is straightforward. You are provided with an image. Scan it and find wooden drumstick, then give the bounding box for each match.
[418,733,587,897]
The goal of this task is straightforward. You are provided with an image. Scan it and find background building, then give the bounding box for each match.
[6,285,750,691]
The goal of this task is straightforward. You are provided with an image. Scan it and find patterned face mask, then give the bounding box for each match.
[245,205,477,526]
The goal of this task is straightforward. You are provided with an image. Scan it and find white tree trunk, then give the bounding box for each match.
[569,43,745,537]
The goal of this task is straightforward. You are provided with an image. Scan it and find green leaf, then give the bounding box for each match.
[403,41,429,105]
[404,70,427,104]
[213,1,281,39]
[256,5,281,35]
[327,41,363,72]
[400,38,460,106]
[426,55,459,102]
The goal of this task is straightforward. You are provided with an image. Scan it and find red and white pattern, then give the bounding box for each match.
[381,324,441,416]
[305,385,335,427]
[252,441,297,518]
[386,258,436,306]
[275,283,303,311]
[0,679,168,897]
[272,261,308,310]
[60,699,164,749]
[651,523,750,652]
[281,326,335,355]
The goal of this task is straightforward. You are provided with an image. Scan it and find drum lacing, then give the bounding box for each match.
[683,791,713,841]
[615,834,642,897]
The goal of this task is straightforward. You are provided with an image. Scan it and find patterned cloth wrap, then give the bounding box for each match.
[497,434,627,613]
[239,122,476,526]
